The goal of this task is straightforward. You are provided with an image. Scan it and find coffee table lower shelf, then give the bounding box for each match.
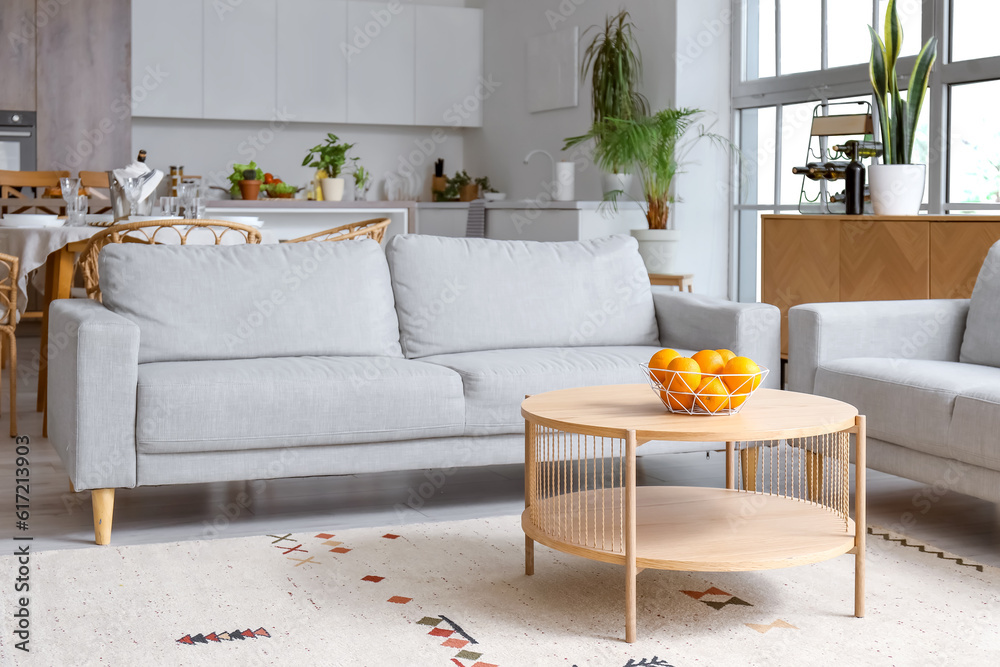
[522,486,857,572]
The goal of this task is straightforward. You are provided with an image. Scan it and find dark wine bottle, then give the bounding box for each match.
[845,144,865,215]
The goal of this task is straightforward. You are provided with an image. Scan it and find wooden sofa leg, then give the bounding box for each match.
[92,489,115,545]
[739,446,758,491]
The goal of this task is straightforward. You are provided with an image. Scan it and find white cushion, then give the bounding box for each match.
[814,357,1000,460]
[960,239,1000,367]
[136,356,465,453]
[420,346,681,435]
[99,240,403,363]
[385,234,660,358]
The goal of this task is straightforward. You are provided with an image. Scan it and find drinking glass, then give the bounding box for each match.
[122,177,143,218]
[176,182,196,218]
[159,196,178,216]
[66,195,88,226]
[60,177,81,206]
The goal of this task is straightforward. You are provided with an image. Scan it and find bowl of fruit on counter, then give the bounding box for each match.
[262,173,300,199]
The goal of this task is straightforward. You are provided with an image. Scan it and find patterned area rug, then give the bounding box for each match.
[2,517,998,666]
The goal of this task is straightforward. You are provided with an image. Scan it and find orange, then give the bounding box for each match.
[665,357,701,411]
[694,376,729,413]
[648,348,681,384]
[716,349,737,366]
[728,392,750,409]
[723,356,762,395]
[692,349,725,376]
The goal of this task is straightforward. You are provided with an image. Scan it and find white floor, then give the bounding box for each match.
[4,334,1000,566]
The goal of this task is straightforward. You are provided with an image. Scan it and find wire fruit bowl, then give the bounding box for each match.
[640,363,770,416]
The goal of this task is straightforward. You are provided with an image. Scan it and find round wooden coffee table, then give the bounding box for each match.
[520,385,866,643]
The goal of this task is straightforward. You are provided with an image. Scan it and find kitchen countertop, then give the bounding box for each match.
[417,200,642,210]
[206,199,415,210]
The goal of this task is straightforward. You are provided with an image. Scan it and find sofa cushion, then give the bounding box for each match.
[385,234,659,358]
[100,240,403,363]
[136,356,464,454]
[814,357,1000,460]
[948,383,1000,470]
[960,239,1000,367]
[420,346,676,435]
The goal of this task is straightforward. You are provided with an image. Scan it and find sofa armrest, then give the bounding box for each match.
[48,299,140,491]
[652,289,781,389]
[787,299,969,394]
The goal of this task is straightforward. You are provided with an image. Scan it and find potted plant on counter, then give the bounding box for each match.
[578,9,648,196]
[350,158,373,201]
[565,107,739,274]
[866,0,937,215]
[302,133,355,201]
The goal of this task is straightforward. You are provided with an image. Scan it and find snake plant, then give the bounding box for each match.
[868,0,938,165]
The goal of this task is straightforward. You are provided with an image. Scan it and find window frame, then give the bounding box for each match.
[730,0,1000,301]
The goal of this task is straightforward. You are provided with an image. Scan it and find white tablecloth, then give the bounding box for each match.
[0,224,277,315]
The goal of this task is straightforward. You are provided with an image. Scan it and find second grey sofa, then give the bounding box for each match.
[48,234,780,543]
[789,240,1000,505]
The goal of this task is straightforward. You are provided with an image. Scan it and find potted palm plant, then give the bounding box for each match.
[579,9,648,196]
[867,0,937,215]
[302,133,355,201]
[565,108,738,273]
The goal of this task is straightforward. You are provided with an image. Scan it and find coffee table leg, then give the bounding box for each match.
[525,418,535,576]
[625,429,637,643]
[854,416,867,618]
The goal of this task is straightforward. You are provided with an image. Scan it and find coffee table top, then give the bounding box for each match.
[521,385,858,442]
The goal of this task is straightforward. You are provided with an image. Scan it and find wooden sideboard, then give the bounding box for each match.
[762,215,1000,355]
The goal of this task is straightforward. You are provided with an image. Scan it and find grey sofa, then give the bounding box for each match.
[788,240,1000,505]
[48,234,780,543]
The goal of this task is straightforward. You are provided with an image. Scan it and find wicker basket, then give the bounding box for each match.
[640,363,770,416]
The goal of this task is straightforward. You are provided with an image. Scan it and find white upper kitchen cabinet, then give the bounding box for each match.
[202,0,277,121]
[132,0,204,118]
[277,0,348,123]
[415,6,483,127]
[346,1,415,126]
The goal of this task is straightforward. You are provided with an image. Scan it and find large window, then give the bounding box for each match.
[733,0,1000,301]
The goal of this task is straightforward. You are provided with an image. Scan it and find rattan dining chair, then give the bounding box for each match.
[0,253,19,437]
[286,218,391,244]
[78,219,263,301]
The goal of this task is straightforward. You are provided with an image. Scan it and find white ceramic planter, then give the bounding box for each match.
[630,228,680,274]
[869,164,925,215]
[321,177,345,202]
[601,172,633,197]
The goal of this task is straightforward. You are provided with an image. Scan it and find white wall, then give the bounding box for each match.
[465,0,735,298]
[132,117,465,200]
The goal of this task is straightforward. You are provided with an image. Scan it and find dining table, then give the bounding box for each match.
[0,212,277,434]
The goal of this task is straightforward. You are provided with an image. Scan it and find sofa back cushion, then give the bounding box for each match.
[385,234,659,358]
[99,240,403,363]
[961,239,1000,367]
